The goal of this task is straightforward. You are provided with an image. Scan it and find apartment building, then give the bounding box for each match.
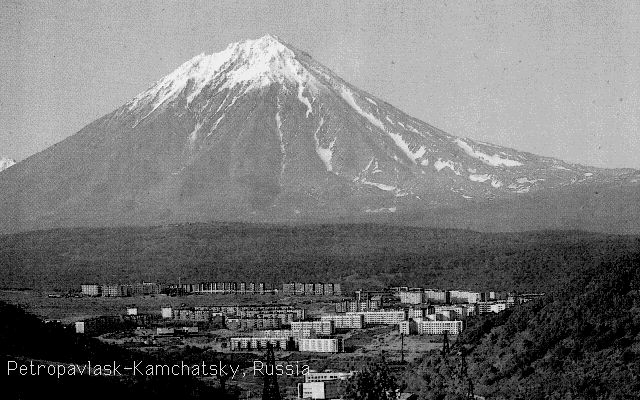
[230,336,292,351]
[346,310,406,326]
[305,371,353,382]
[418,320,464,335]
[320,314,365,330]
[291,320,335,336]
[299,338,344,353]
[81,284,101,296]
[399,290,423,304]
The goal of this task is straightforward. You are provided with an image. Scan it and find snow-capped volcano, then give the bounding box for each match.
[0,35,638,233]
[0,157,15,172]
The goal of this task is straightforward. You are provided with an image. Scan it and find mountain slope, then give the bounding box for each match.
[0,35,638,233]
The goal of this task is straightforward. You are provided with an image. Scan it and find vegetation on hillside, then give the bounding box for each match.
[413,251,640,399]
[0,301,236,399]
[1,223,638,294]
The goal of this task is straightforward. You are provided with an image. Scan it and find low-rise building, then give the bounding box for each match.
[305,371,353,382]
[75,316,122,335]
[297,381,344,399]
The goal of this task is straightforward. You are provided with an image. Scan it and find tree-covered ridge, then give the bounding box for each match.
[1,223,638,293]
[417,252,640,400]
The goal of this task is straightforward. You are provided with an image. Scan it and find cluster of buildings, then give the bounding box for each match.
[396,287,510,305]
[161,304,306,328]
[80,281,344,297]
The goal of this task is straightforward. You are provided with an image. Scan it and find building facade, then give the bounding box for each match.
[320,314,365,330]
[299,338,343,353]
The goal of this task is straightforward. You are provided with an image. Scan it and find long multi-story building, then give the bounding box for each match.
[230,336,293,351]
[281,282,342,296]
[320,314,364,330]
[172,281,274,295]
[449,290,482,304]
[335,297,382,313]
[227,317,282,331]
[305,371,353,382]
[291,320,334,336]
[346,310,406,326]
[299,338,343,353]
[417,320,464,335]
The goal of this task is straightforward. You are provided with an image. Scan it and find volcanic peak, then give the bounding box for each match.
[127,35,315,113]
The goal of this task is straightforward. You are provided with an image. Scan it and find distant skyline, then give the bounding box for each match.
[1,0,638,168]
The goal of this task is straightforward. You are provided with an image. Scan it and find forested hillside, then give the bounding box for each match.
[414,251,640,399]
[0,301,236,399]
[1,223,638,292]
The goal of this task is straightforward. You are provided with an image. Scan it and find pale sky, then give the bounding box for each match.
[1,0,638,168]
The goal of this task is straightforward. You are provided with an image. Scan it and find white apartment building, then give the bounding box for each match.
[81,284,101,296]
[320,314,364,329]
[399,291,423,304]
[161,307,173,319]
[449,290,481,304]
[418,320,464,335]
[230,336,291,351]
[346,311,407,326]
[478,301,509,314]
[299,338,343,353]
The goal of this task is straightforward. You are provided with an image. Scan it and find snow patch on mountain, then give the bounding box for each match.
[0,157,15,172]
[358,178,396,192]
[434,158,461,175]
[455,138,523,167]
[469,173,492,182]
[314,117,334,172]
[340,86,385,131]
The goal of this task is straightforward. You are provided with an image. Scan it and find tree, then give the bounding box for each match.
[345,359,401,400]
